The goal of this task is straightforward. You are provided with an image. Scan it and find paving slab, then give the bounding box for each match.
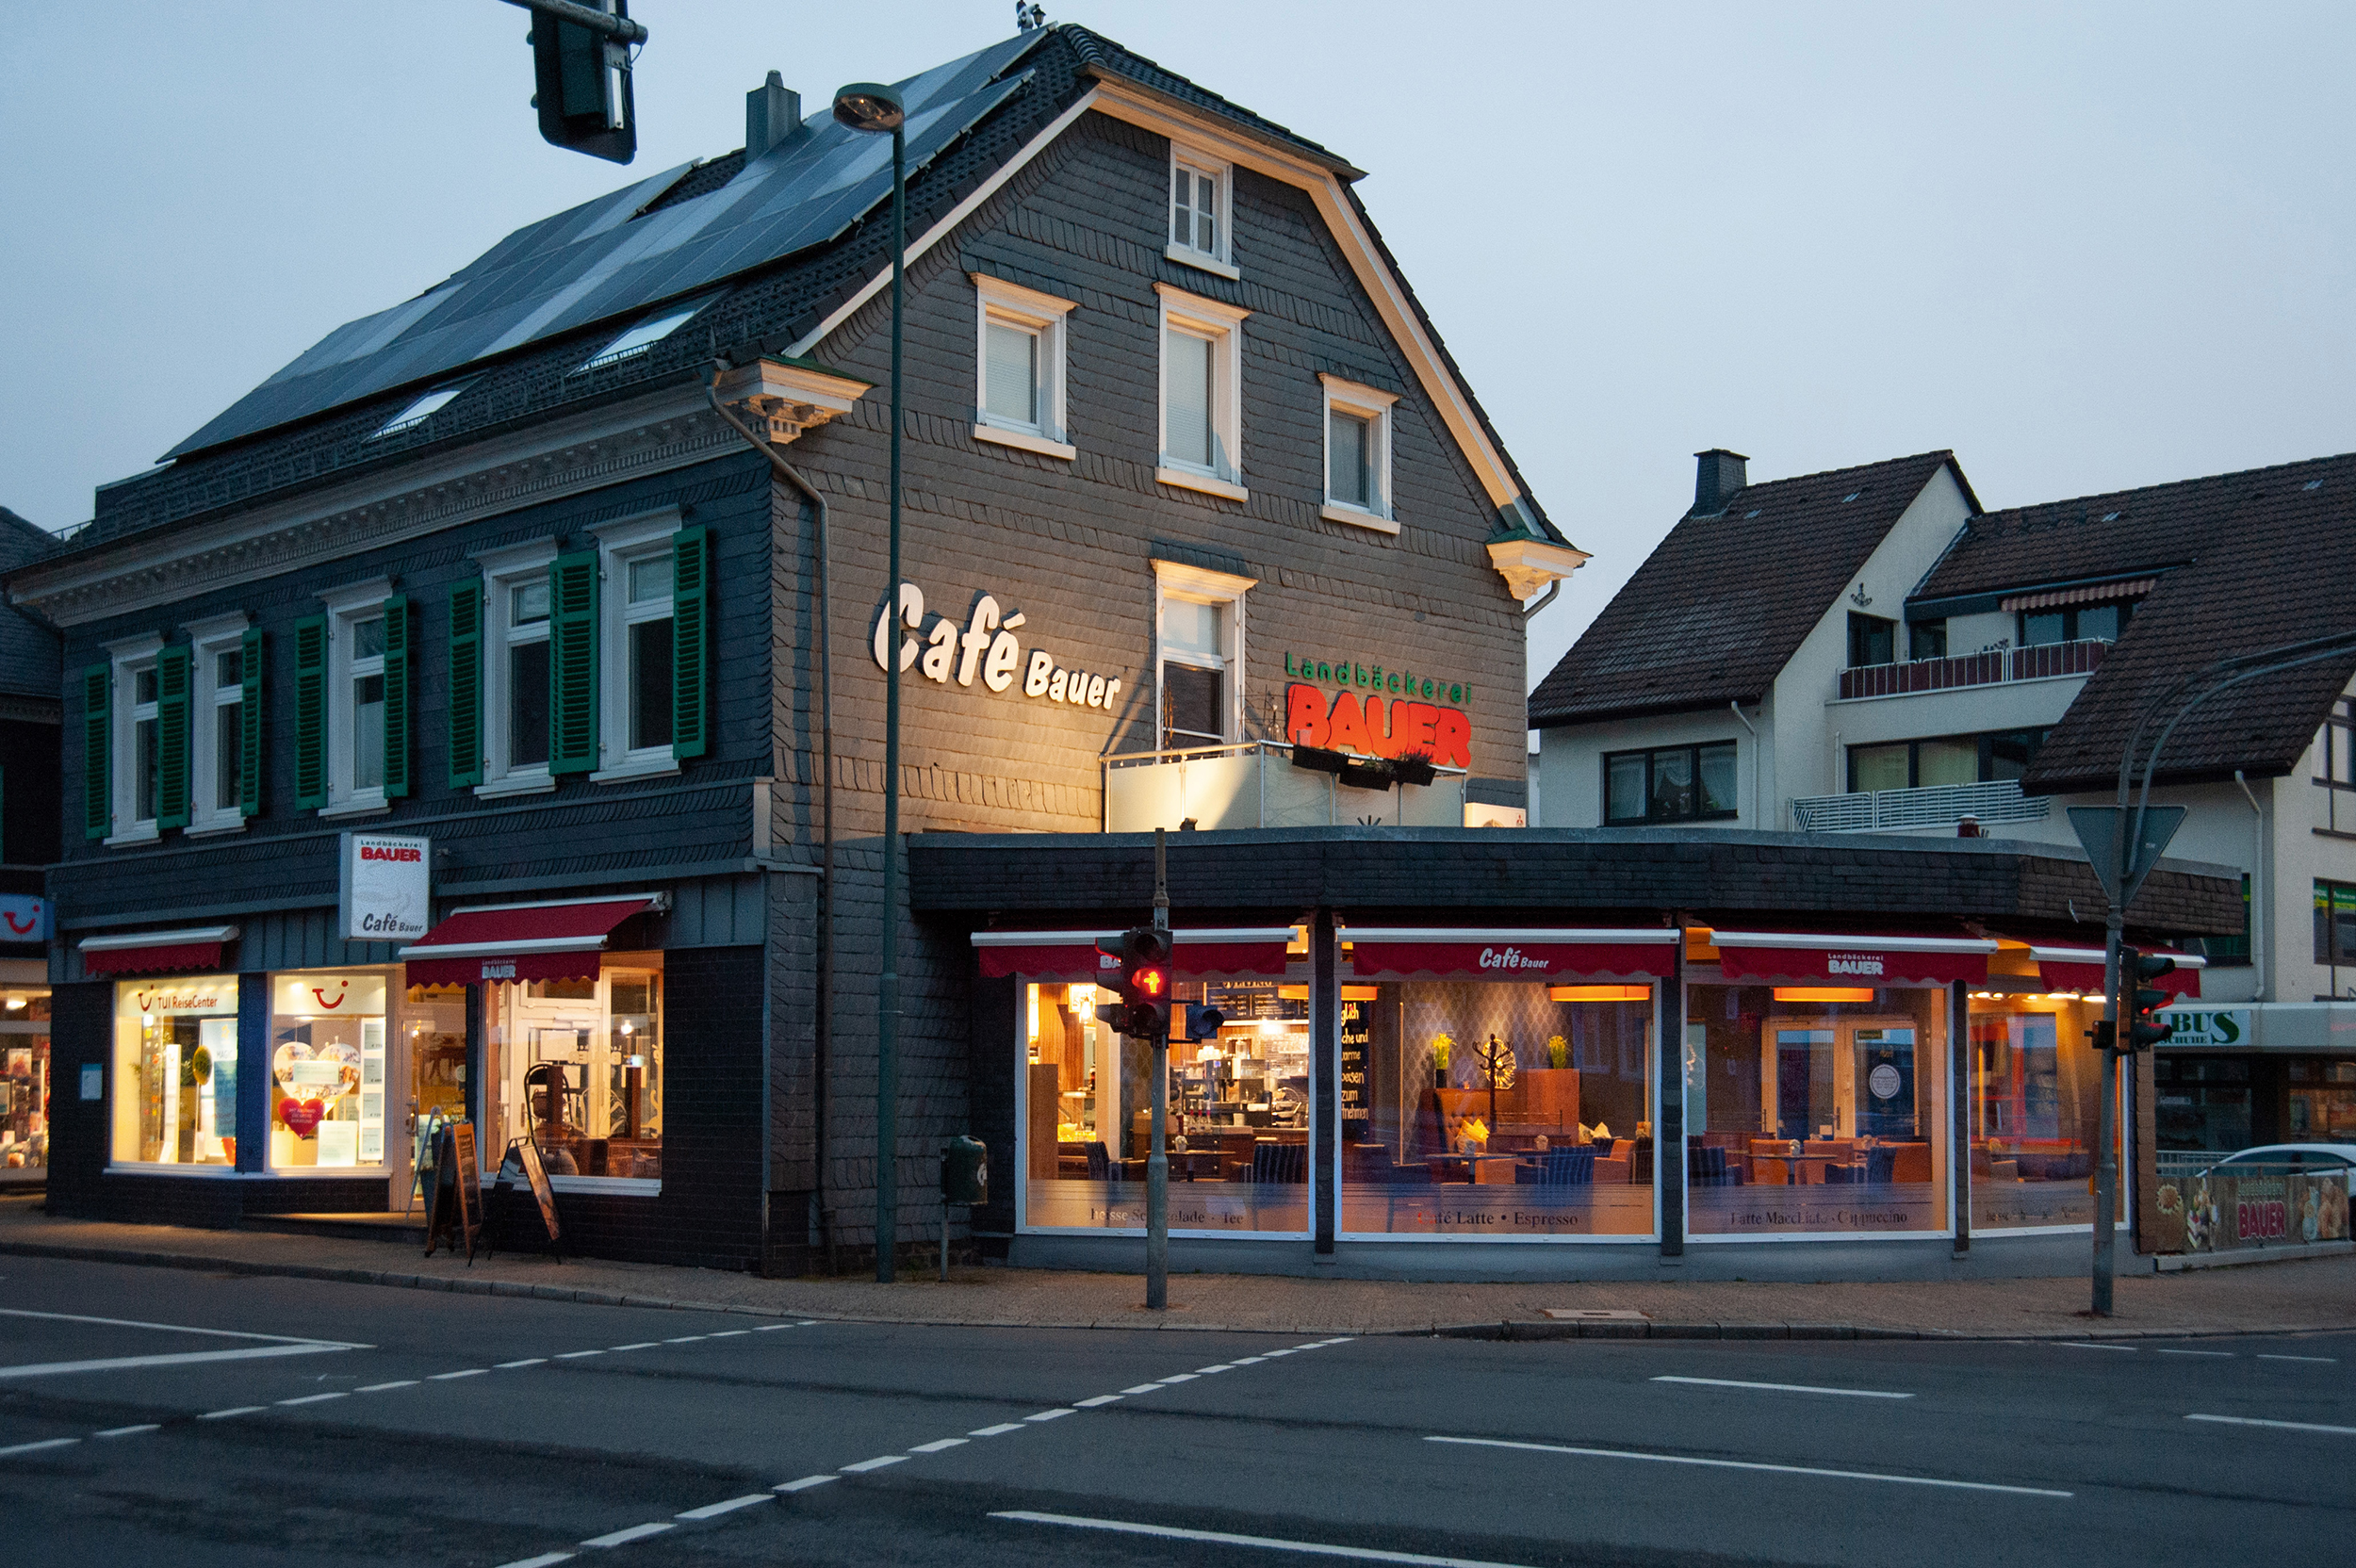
[4,1195,2352,1341]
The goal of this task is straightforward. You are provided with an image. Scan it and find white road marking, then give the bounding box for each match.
[94,1425,160,1438]
[276,1392,351,1406]
[2053,1342,2136,1352]
[663,1336,708,1344]
[676,1494,773,1521]
[580,1520,674,1546]
[431,1369,489,1380]
[970,1422,1026,1437]
[1321,1338,1356,1346]
[1653,1376,1913,1400]
[0,1306,360,1345]
[1232,1356,1268,1364]
[2186,1413,2356,1436]
[1119,1383,1164,1395]
[0,1438,79,1457]
[1074,1395,1123,1407]
[498,1359,548,1368]
[2257,1354,2338,1364]
[755,1324,798,1331]
[776,1475,836,1492]
[1197,1364,1235,1374]
[610,1343,660,1351]
[1157,1373,1200,1384]
[357,1380,418,1392]
[1426,1436,2071,1497]
[2153,1349,2233,1358]
[841,1455,907,1472]
[196,1406,268,1421]
[1263,1348,1298,1357]
[555,1350,605,1359]
[1025,1409,1075,1422]
[993,1510,1540,1566]
[709,1330,750,1338]
[0,1343,361,1380]
[911,1437,970,1453]
[495,1554,576,1568]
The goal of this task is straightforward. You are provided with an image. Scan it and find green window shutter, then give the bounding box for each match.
[449,581,483,788]
[82,664,110,841]
[238,626,264,817]
[155,645,191,831]
[293,615,328,809]
[382,594,413,799]
[670,526,711,761]
[548,550,599,775]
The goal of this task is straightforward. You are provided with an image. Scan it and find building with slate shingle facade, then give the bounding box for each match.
[0,507,59,1184]
[9,28,2246,1280]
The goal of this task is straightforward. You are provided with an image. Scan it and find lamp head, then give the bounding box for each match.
[831,82,906,134]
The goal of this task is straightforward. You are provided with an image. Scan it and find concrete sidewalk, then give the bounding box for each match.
[4,1196,2349,1341]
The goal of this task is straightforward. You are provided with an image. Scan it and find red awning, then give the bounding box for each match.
[972,928,1295,981]
[79,924,238,977]
[401,896,655,987]
[2031,945,2204,999]
[1345,927,1679,983]
[1710,930,1997,988]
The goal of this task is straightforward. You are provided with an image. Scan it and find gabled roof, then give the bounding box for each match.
[1925,451,2356,792]
[1529,452,1961,727]
[61,24,1558,565]
[0,508,62,700]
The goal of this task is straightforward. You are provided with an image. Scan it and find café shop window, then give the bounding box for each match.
[1967,990,2116,1230]
[110,976,239,1167]
[1340,979,1659,1239]
[269,972,392,1169]
[1685,984,1949,1235]
[483,958,663,1183]
[1023,979,1308,1235]
[1,989,50,1173]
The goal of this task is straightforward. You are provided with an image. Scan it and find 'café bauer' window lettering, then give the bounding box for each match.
[873,582,1125,712]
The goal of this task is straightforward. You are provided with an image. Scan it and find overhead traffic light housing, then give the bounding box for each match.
[530,1,639,163]
[1093,927,1174,1039]
[2122,946,2178,1052]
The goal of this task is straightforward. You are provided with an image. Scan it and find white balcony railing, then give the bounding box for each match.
[1103,741,1466,832]
[1791,778,2049,833]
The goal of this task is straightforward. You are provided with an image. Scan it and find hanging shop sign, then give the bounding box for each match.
[1284,684,1470,769]
[339,833,431,943]
[873,583,1126,711]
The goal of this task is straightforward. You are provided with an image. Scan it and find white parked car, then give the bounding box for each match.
[2196,1143,2356,1176]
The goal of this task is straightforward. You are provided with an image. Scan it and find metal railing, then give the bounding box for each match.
[1791,778,2050,833]
[1837,638,2109,701]
[1103,740,1467,831]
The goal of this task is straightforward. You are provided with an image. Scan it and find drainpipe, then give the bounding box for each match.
[708,361,837,1271]
[2234,770,2266,1001]
[1523,579,1562,619]
[1730,701,1759,828]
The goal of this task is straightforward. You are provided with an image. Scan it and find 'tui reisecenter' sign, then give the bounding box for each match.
[338,832,430,942]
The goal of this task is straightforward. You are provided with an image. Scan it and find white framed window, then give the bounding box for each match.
[319,578,393,815]
[1153,559,1253,751]
[103,633,163,844]
[1168,146,1237,279]
[1154,283,1251,503]
[370,383,468,440]
[475,540,561,797]
[1318,374,1399,533]
[970,272,1076,461]
[185,612,250,833]
[590,513,680,782]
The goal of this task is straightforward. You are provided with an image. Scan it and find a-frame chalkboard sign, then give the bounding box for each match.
[424,1120,486,1264]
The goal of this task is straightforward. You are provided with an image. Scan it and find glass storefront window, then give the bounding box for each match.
[1686,984,1949,1234]
[111,976,239,1166]
[2288,1057,2356,1141]
[1969,993,2112,1229]
[2155,1054,2252,1152]
[269,972,390,1168]
[1342,981,1657,1238]
[483,958,663,1181]
[1022,979,1309,1233]
[1,990,50,1173]
[401,982,469,1172]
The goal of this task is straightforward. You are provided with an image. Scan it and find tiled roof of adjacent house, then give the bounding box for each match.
[1527,451,1960,727]
[1920,451,2356,792]
[52,24,1557,562]
[0,507,62,701]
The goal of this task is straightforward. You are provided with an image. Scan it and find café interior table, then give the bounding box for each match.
[1752,1155,1843,1185]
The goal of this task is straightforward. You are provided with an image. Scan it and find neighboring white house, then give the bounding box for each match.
[1531,448,2356,1147]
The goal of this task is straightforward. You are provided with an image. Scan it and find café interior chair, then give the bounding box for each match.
[1532,1146,1596,1186]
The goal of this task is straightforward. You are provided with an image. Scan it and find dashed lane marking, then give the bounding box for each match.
[196,1406,267,1421]
[610,1343,661,1352]
[910,1437,969,1452]
[95,1425,159,1438]
[555,1350,606,1359]
[499,1359,548,1368]
[356,1380,418,1392]
[1074,1395,1122,1407]
[0,1438,79,1457]
[840,1455,907,1473]
[676,1494,773,1521]
[775,1476,836,1493]
[493,1553,576,1568]
[2185,1413,2356,1436]
[993,1510,1540,1567]
[1024,1409,1075,1422]
[276,1393,351,1406]
[580,1520,675,1547]
[1653,1376,1913,1400]
[431,1369,490,1380]
[970,1422,1026,1437]
[1427,1435,2071,1497]
[2256,1354,2338,1364]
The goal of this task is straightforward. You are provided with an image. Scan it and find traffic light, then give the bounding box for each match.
[2123,946,2178,1051]
[1092,927,1173,1039]
[530,1,639,164]
[1182,1003,1225,1042]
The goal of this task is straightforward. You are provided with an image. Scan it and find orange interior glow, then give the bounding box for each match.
[1773,987,1875,1004]
[1550,985,1651,1003]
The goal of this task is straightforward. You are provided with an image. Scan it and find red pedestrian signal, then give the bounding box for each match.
[2123,946,2178,1051]
[1092,926,1173,1038]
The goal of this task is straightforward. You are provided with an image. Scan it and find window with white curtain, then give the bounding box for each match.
[1318,374,1399,532]
[971,273,1075,461]
[1168,146,1235,278]
[1155,284,1250,501]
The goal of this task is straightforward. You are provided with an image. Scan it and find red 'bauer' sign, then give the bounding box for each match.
[1284,683,1469,767]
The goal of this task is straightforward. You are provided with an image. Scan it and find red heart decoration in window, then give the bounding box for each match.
[281,1098,325,1137]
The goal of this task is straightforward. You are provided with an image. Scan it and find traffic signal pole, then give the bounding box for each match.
[2091,890,2126,1315]
[1147,828,1170,1311]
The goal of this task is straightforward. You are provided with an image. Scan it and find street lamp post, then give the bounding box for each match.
[832,79,907,1283]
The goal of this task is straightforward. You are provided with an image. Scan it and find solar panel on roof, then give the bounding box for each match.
[163,31,1049,460]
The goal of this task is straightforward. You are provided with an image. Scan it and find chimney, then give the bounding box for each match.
[745,71,802,159]
[1692,449,1749,516]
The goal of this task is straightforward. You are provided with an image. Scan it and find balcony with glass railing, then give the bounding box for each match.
[1837,638,2109,702]
[1790,778,2050,833]
[1102,741,1467,832]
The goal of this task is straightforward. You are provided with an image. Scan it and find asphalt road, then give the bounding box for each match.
[0,1256,2348,1568]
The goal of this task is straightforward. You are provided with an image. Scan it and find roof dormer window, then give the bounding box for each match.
[576,296,713,373]
[1167,147,1237,279]
[371,384,468,439]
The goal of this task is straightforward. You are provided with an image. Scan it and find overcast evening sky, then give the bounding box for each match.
[4,2,2351,700]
